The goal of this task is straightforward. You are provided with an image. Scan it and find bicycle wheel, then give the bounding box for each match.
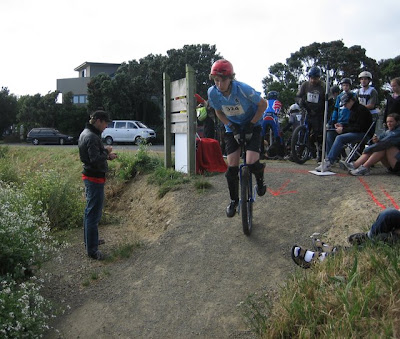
[290,125,310,164]
[240,166,253,236]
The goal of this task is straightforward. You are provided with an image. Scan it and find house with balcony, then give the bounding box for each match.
[56,62,121,104]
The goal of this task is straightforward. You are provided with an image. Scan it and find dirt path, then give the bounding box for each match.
[43,161,399,338]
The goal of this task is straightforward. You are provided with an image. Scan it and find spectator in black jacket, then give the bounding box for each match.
[384,77,400,126]
[78,110,117,260]
[316,92,372,172]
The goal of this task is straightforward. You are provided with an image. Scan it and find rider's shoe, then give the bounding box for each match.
[256,179,267,197]
[226,199,239,218]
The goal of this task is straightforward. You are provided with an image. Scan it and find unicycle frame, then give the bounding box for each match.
[237,131,256,236]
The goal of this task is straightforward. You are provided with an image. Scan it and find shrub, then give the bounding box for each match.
[22,170,84,230]
[0,181,58,279]
[0,276,53,338]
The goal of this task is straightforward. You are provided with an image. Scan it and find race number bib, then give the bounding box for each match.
[359,97,367,106]
[307,92,319,103]
[222,104,245,116]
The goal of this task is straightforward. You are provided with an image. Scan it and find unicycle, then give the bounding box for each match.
[237,131,256,236]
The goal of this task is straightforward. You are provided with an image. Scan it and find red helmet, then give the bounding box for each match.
[210,59,234,77]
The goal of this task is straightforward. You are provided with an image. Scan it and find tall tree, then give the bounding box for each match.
[0,87,18,135]
[262,40,382,110]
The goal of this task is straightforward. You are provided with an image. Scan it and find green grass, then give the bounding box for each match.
[239,241,400,338]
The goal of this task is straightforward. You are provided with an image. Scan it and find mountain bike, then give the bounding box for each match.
[290,112,312,164]
[237,131,256,236]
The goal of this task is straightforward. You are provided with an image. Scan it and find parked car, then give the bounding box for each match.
[26,128,75,145]
[101,120,156,145]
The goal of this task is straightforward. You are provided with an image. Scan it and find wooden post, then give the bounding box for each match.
[186,64,196,176]
[163,72,172,169]
[162,64,197,175]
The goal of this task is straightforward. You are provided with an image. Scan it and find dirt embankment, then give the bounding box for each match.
[43,161,397,338]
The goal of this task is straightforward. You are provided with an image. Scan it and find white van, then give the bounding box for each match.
[101,120,156,145]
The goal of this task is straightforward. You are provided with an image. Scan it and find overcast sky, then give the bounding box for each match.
[1,0,399,97]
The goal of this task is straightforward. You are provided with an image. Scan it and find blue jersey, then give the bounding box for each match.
[208,80,262,132]
[331,92,351,125]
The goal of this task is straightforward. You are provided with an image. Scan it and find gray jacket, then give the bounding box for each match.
[78,123,109,178]
[364,125,400,154]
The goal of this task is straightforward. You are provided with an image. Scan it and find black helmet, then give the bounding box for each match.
[340,92,356,106]
[340,78,352,85]
[331,85,340,95]
[308,66,321,78]
[267,91,279,100]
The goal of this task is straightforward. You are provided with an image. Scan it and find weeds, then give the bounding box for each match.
[147,166,190,198]
[240,242,400,338]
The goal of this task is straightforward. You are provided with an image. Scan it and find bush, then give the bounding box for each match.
[147,166,190,198]
[0,181,58,279]
[0,276,53,338]
[22,170,84,230]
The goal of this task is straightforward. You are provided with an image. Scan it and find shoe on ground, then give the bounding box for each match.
[348,232,368,245]
[315,160,331,172]
[89,250,107,261]
[226,200,239,218]
[339,160,355,171]
[312,238,337,253]
[350,165,370,176]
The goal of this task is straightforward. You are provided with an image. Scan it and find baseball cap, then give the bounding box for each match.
[340,92,355,106]
[91,110,111,122]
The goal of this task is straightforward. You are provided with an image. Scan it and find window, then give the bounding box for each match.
[73,96,79,104]
[127,122,137,129]
[115,122,126,129]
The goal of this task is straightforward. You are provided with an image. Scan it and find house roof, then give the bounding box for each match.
[74,62,121,72]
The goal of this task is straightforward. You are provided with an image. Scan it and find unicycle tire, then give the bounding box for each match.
[291,125,310,164]
[240,166,253,236]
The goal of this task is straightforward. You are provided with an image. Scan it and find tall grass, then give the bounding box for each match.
[239,242,400,338]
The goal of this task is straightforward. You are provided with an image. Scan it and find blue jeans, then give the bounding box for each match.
[83,179,105,257]
[368,208,400,238]
[327,132,365,163]
[326,130,338,155]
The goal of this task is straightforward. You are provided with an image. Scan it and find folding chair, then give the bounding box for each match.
[342,121,376,164]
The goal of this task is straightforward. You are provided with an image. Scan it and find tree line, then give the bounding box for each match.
[1,41,399,141]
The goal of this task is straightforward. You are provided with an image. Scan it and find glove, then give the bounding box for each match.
[228,123,241,143]
[244,122,255,141]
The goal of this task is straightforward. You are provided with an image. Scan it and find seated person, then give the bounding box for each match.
[341,113,400,176]
[326,78,353,155]
[316,92,372,172]
[291,208,400,269]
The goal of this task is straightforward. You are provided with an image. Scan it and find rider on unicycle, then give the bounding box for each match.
[207,59,268,218]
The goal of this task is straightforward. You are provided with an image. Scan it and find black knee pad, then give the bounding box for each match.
[248,160,264,174]
[225,166,239,180]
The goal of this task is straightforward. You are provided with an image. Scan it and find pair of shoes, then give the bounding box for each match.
[312,238,337,253]
[348,232,368,245]
[226,200,239,218]
[98,239,105,245]
[89,250,107,261]
[291,245,327,269]
[350,165,370,176]
[315,160,331,172]
[339,160,355,171]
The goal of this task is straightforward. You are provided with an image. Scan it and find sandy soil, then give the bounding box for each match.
[42,160,399,338]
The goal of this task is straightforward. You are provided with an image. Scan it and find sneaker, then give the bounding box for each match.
[315,159,331,172]
[89,250,106,261]
[256,180,267,197]
[226,200,239,218]
[339,160,355,171]
[350,165,370,176]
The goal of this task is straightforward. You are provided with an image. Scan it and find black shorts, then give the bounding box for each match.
[224,125,262,155]
[388,150,400,173]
